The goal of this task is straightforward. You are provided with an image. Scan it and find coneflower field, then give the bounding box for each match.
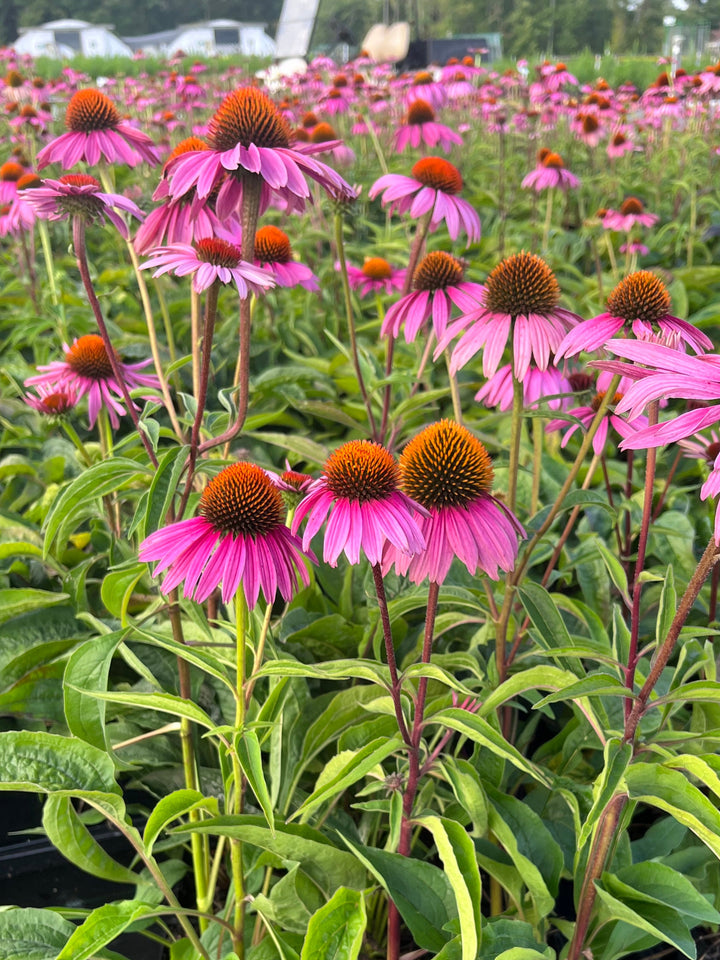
[3,48,720,960]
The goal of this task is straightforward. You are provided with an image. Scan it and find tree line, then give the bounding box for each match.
[2,0,720,60]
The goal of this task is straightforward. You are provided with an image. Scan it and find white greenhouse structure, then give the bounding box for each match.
[123,20,276,58]
[12,19,133,59]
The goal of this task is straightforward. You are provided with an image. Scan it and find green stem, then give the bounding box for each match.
[334,210,378,438]
[494,376,621,683]
[179,279,220,516]
[231,586,248,959]
[361,111,388,175]
[198,173,262,456]
[531,418,543,516]
[168,595,210,928]
[687,185,696,269]
[87,800,210,960]
[37,219,67,342]
[379,211,432,444]
[624,536,720,744]
[97,165,185,442]
[190,288,201,400]
[153,277,179,382]
[507,356,524,514]
[445,350,463,424]
[61,420,93,467]
[541,187,554,254]
[388,580,440,960]
[513,374,621,586]
[604,231,618,282]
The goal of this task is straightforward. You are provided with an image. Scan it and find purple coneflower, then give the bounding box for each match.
[141,236,274,296]
[476,363,572,412]
[23,173,144,238]
[678,431,720,542]
[254,225,318,290]
[591,341,720,449]
[556,271,712,359]
[0,160,26,203]
[382,420,524,583]
[346,257,406,298]
[439,252,582,382]
[602,197,659,232]
[606,130,636,159]
[369,156,481,245]
[25,334,160,429]
[306,121,355,167]
[24,384,78,417]
[394,99,463,154]
[546,373,647,455]
[139,462,313,607]
[404,70,447,110]
[382,251,484,343]
[164,87,354,220]
[292,440,427,567]
[521,151,580,192]
[133,137,228,254]
[36,88,160,169]
[0,172,40,236]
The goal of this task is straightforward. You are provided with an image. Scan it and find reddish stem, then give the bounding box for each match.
[624,401,658,720]
[72,217,158,467]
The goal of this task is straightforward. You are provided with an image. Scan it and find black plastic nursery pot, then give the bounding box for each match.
[0,791,164,960]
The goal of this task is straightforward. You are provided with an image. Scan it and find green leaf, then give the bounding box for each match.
[237,729,276,833]
[0,540,44,562]
[0,589,69,625]
[534,674,629,708]
[0,908,76,960]
[664,754,720,801]
[496,950,556,960]
[480,665,593,717]
[428,708,549,785]
[656,565,676,647]
[64,687,217,731]
[56,900,157,960]
[140,443,189,539]
[517,583,574,651]
[626,763,720,859]
[578,739,633,850]
[613,861,720,924]
[44,458,152,554]
[246,430,328,465]
[292,737,401,823]
[130,625,235,691]
[339,836,455,953]
[300,887,366,960]
[101,564,145,624]
[485,785,563,911]
[416,816,482,960]
[42,794,137,884]
[595,883,696,959]
[256,658,390,686]
[591,536,630,603]
[64,631,124,750]
[653,681,720,708]
[478,918,554,960]
[402,663,477,698]
[0,730,120,795]
[439,758,488,836]
[143,789,218,856]
[173,815,366,895]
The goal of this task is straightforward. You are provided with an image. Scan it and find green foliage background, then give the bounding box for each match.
[3,0,720,57]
